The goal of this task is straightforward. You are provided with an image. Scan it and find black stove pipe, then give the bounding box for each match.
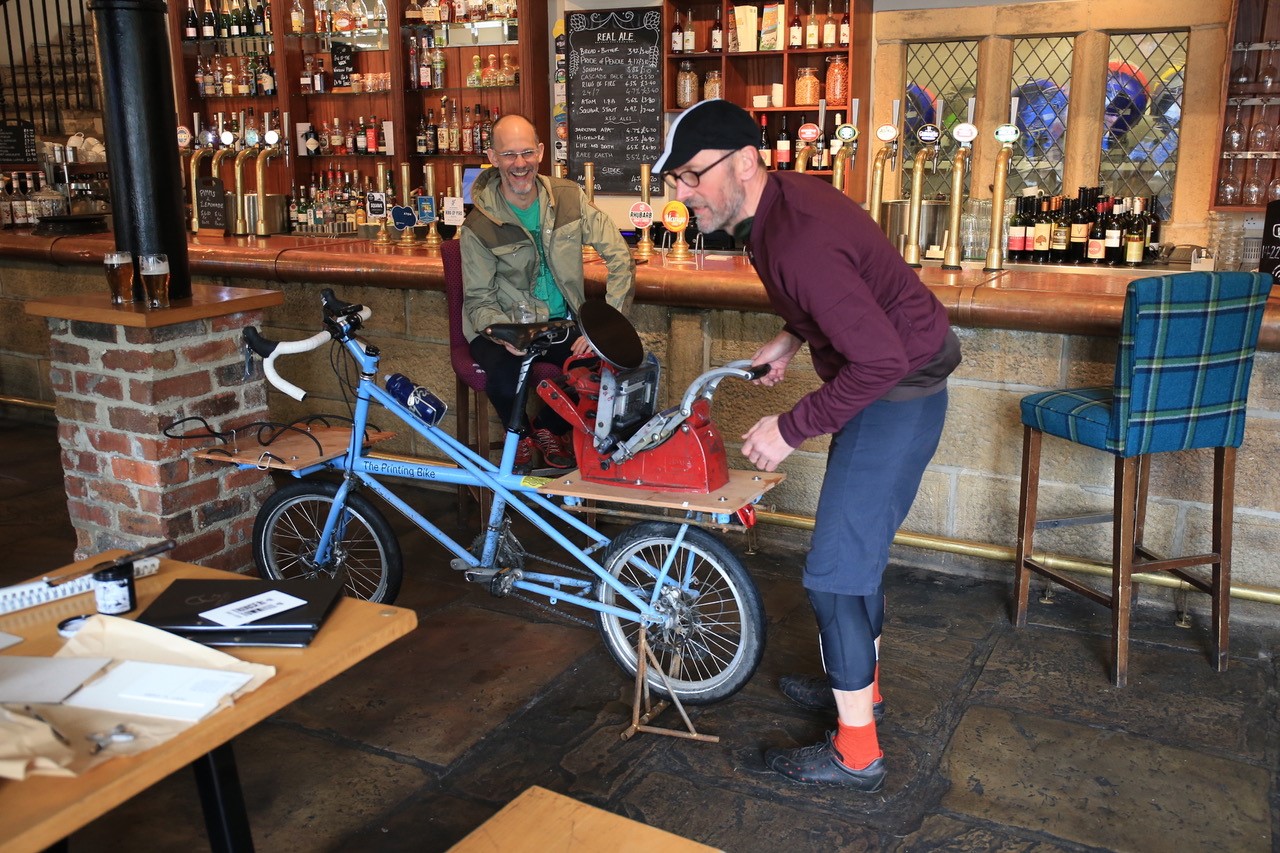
[88,0,191,300]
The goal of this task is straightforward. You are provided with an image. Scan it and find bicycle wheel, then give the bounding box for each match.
[252,480,403,604]
[596,521,765,705]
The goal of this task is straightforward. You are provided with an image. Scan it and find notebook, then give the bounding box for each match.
[138,577,344,646]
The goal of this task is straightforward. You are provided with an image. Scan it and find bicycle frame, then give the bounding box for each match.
[272,331,708,628]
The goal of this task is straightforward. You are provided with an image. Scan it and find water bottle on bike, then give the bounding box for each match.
[385,373,448,426]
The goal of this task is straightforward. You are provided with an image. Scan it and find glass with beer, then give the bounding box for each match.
[139,253,170,309]
[104,251,133,306]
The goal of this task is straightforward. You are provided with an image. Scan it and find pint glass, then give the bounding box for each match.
[139,253,170,309]
[104,251,133,305]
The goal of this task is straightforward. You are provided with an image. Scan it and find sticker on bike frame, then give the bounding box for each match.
[521,476,553,488]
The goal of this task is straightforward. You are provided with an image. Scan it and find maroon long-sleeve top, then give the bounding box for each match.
[747,172,956,448]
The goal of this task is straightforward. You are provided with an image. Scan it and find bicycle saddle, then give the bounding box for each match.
[482,319,576,351]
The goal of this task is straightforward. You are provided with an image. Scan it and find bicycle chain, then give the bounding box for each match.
[505,550,598,629]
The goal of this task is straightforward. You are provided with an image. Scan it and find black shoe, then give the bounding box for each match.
[764,731,887,791]
[778,674,885,722]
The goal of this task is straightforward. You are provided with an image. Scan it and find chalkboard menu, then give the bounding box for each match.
[565,8,663,196]
[196,177,227,233]
[0,119,36,163]
[1260,199,1280,285]
[332,42,354,89]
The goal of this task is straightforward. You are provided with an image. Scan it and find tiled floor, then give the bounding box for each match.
[2,417,1278,852]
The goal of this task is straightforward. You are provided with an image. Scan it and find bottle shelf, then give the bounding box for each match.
[408,84,519,95]
[401,20,519,48]
[300,90,395,97]
[1221,151,1280,159]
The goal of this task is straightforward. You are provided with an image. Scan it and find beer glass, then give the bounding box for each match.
[103,251,133,306]
[139,253,170,309]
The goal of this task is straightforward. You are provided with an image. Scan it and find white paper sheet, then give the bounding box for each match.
[63,660,253,722]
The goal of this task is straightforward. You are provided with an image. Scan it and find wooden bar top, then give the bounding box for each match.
[23,283,283,328]
[4,229,1278,348]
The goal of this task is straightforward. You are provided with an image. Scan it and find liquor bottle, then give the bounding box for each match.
[229,0,243,37]
[244,108,260,147]
[821,0,836,47]
[377,119,388,155]
[416,115,429,154]
[683,8,695,53]
[289,0,305,31]
[432,42,446,89]
[460,106,474,154]
[300,55,313,93]
[758,115,772,168]
[261,1,272,34]
[237,59,251,95]
[788,3,802,48]
[252,1,266,35]
[193,58,206,96]
[10,172,28,227]
[828,111,844,163]
[839,0,850,47]
[479,106,494,152]
[775,115,792,170]
[1030,197,1051,263]
[419,38,433,89]
[366,114,380,154]
[453,0,468,22]
[425,108,439,155]
[814,117,828,168]
[314,0,329,32]
[259,55,276,95]
[312,55,327,93]
[406,0,423,21]
[447,101,460,153]
[407,37,418,90]
[1140,197,1162,263]
[354,115,368,153]
[329,116,345,153]
[222,59,237,97]
[710,6,723,52]
[202,0,218,38]
[670,8,683,53]
[1123,200,1145,267]
[805,0,819,48]
[184,0,200,40]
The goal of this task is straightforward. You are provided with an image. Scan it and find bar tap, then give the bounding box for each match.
[901,122,941,269]
[210,145,236,185]
[795,143,816,173]
[984,104,1021,272]
[231,146,258,236]
[374,162,393,246]
[941,119,978,270]
[635,163,655,260]
[188,147,212,232]
[868,100,899,225]
[398,161,419,248]
[422,164,442,248]
[553,163,567,179]
[831,110,859,196]
[253,144,281,236]
[832,143,853,192]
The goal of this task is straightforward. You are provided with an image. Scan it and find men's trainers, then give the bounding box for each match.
[532,427,574,469]
[779,674,885,722]
[514,436,537,473]
[764,731,887,791]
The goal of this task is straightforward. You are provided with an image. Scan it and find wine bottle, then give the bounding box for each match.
[1104,197,1126,265]
[1123,199,1145,267]
[788,4,802,48]
[1030,197,1051,264]
[1068,187,1091,264]
[1005,197,1028,263]
[758,115,772,168]
[1048,197,1069,264]
[821,0,836,47]
[805,0,819,48]
[184,0,200,40]
[683,7,695,53]
[1086,199,1107,264]
[839,0,850,47]
[775,114,792,170]
[202,0,218,38]
[710,6,723,53]
[670,9,684,54]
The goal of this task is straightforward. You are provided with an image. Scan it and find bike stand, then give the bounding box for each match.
[621,630,719,744]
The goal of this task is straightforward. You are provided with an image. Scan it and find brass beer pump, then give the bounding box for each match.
[423,164,442,248]
[635,163,655,260]
[253,145,282,236]
[398,162,419,249]
[984,100,1021,272]
[831,102,861,197]
[374,163,393,246]
[867,99,899,226]
[188,147,212,232]
[232,146,258,236]
[941,108,978,270]
[901,130,940,267]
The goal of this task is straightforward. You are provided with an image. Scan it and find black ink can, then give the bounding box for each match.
[92,561,136,615]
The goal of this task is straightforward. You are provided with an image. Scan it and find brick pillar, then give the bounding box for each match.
[46,311,273,571]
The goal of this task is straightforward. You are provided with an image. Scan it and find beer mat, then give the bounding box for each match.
[138,577,343,635]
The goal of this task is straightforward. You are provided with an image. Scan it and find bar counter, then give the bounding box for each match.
[3,230,1275,349]
[3,228,1279,599]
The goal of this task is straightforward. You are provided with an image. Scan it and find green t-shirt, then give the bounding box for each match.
[507,197,567,319]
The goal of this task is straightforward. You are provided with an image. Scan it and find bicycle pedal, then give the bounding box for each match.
[463,568,499,584]
[449,557,472,572]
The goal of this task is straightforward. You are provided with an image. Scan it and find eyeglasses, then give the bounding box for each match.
[494,148,540,163]
[662,149,738,189]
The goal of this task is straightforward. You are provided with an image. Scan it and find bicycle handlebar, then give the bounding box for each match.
[243,291,373,402]
[678,359,770,416]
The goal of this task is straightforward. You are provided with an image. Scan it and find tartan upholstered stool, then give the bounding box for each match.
[1014,272,1271,687]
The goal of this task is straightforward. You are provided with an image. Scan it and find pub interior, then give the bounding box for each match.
[1,0,1279,850]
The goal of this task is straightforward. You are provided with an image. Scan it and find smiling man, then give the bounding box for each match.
[460,114,635,471]
[654,99,961,792]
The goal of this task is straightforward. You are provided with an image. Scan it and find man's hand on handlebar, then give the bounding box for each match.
[751,330,803,387]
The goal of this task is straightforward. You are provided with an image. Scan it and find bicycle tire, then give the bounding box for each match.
[252,480,403,604]
[596,521,765,705]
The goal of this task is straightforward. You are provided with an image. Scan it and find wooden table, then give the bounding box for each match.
[0,556,417,853]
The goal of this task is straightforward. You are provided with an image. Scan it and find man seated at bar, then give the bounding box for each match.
[656,99,961,791]
[459,114,635,470]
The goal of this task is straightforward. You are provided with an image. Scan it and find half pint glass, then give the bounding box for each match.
[139,253,170,309]
[104,251,133,305]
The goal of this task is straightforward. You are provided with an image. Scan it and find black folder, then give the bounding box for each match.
[138,576,344,647]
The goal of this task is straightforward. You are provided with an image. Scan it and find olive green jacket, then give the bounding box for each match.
[459,168,635,341]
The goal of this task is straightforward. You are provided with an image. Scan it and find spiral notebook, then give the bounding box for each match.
[138,577,344,647]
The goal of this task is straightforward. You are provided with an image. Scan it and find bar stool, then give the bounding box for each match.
[1014,272,1271,687]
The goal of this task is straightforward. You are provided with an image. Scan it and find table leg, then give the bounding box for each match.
[192,743,255,852]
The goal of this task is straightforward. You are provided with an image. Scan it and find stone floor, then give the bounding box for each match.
[2,417,1278,853]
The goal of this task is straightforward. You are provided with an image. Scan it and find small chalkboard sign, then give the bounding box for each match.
[196,176,227,232]
[332,42,355,89]
[566,9,663,196]
[1259,200,1280,285]
[0,119,37,163]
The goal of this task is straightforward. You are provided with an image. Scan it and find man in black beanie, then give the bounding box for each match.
[654,99,960,791]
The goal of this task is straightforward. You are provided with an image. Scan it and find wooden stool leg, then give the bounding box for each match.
[1013,426,1041,628]
[1111,456,1139,688]
[1212,446,1235,672]
[1134,453,1151,555]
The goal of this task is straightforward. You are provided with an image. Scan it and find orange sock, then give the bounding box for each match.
[872,663,883,705]
[833,721,882,771]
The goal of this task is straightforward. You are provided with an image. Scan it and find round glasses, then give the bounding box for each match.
[662,149,738,189]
